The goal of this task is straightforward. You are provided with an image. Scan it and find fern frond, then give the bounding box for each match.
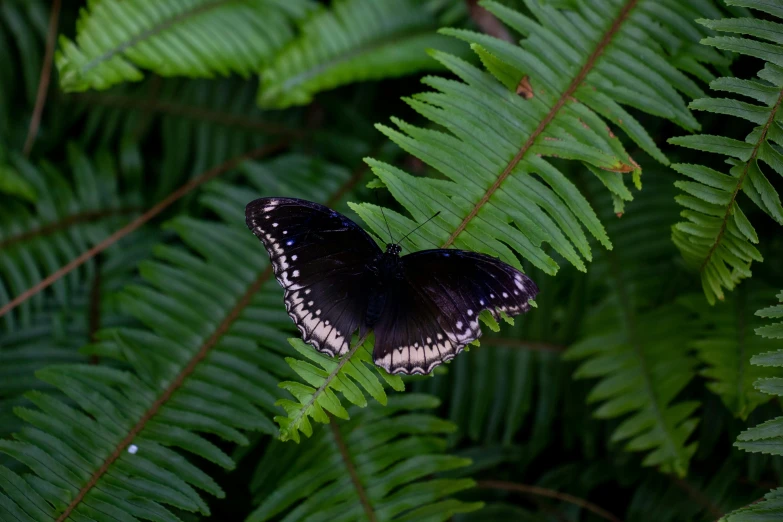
[258,0,460,109]
[248,394,482,521]
[354,0,720,279]
[721,290,783,521]
[564,300,699,476]
[682,288,779,419]
[562,172,700,477]
[669,1,783,304]
[56,0,313,92]
[0,146,138,328]
[276,336,404,443]
[0,155,363,518]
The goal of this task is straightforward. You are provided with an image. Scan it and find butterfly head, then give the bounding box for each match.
[385,243,402,256]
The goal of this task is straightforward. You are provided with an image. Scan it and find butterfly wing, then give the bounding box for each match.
[246,197,382,356]
[373,249,539,375]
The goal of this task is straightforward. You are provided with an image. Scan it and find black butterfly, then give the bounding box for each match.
[245,197,539,375]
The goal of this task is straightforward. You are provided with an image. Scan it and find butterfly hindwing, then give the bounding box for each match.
[245,197,381,356]
[373,249,539,375]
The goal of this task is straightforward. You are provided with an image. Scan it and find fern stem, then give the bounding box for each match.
[55,267,273,521]
[88,255,102,365]
[0,141,287,319]
[0,207,141,250]
[329,418,378,522]
[68,91,303,137]
[22,0,61,156]
[286,332,371,435]
[699,86,783,273]
[441,0,639,248]
[476,480,623,522]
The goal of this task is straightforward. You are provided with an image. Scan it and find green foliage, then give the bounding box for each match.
[258,0,460,109]
[670,0,783,304]
[565,300,700,476]
[275,336,405,443]
[4,0,783,520]
[722,290,783,521]
[682,288,780,419]
[249,394,481,521]
[0,146,138,328]
[56,0,313,92]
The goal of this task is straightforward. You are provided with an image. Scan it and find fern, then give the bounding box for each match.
[0,155,364,518]
[721,290,783,521]
[257,0,460,109]
[272,0,722,442]
[0,146,139,327]
[670,0,783,304]
[276,337,404,443]
[682,288,779,419]
[248,394,482,521]
[55,0,313,92]
[0,0,48,142]
[563,171,700,477]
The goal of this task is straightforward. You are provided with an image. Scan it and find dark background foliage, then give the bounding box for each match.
[1,0,783,521]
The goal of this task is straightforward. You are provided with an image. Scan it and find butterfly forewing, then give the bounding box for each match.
[246,197,381,356]
[373,250,539,375]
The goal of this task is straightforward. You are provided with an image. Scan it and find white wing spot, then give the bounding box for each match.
[292,270,299,277]
[316,310,321,315]
[467,309,473,316]
[286,240,294,246]
[308,300,314,306]
[427,337,432,343]
[490,294,495,298]
[273,223,279,227]
[480,299,485,305]
[292,255,298,261]
[503,292,508,298]
[305,289,311,294]
[514,290,518,295]
[456,321,463,330]
[437,333,443,340]
[283,230,288,235]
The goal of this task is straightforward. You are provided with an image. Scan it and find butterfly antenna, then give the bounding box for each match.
[375,192,395,243]
[397,211,441,247]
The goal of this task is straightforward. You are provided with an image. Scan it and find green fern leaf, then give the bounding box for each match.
[56,0,313,92]
[276,336,404,443]
[258,0,460,109]
[565,301,699,476]
[0,146,138,330]
[669,2,783,305]
[249,394,482,521]
[682,289,779,419]
[721,289,783,521]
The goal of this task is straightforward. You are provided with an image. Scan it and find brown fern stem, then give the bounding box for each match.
[330,419,377,522]
[0,141,287,319]
[699,86,783,273]
[442,0,639,248]
[477,480,623,522]
[23,0,61,156]
[70,91,303,137]
[0,208,141,250]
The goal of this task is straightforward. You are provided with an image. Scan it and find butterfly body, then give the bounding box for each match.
[246,197,539,375]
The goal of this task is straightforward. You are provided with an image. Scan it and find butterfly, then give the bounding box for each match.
[245,197,539,375]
